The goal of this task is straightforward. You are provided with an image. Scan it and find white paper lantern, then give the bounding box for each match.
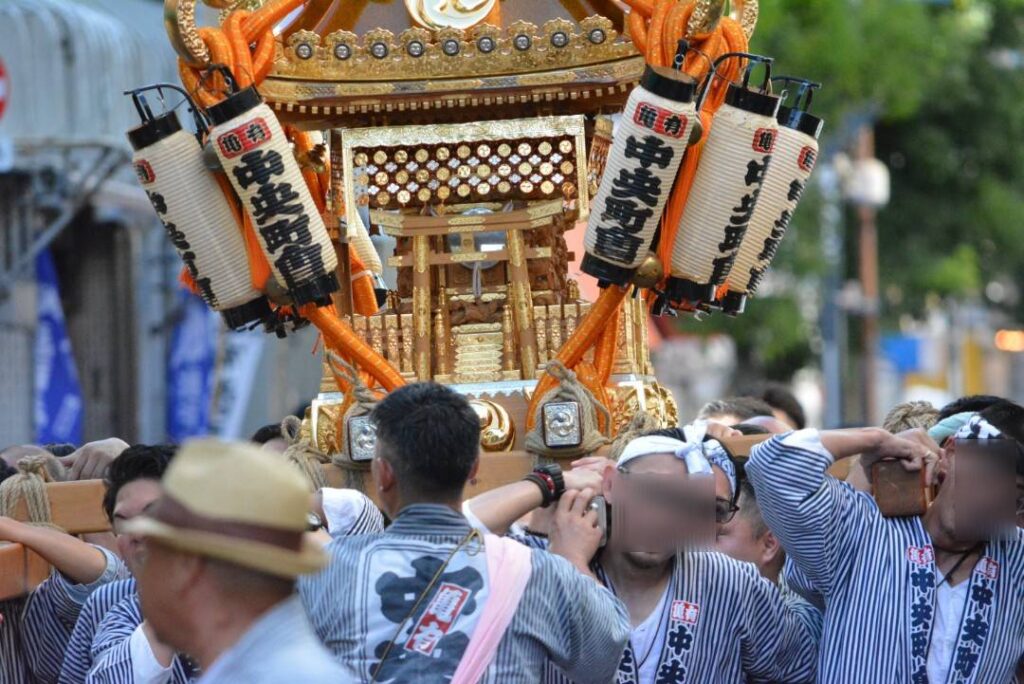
[207,88,339,306]
[722,105,822,314]
[667,85,780,305]
[127,111,271,329]
[582,66,699,286]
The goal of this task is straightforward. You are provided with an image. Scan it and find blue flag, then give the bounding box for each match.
[166,291,219,442]
[34,249,84,445]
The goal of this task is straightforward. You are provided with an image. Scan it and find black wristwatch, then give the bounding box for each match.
[524,463,566,508]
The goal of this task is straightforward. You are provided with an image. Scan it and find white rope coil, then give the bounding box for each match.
[728,126,818,295]
[584,85,697,272]
[671,103,778,286]
[134,129,261,311]
[210,102,338,297]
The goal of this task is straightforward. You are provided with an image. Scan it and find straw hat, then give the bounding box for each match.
[123,439,326,578]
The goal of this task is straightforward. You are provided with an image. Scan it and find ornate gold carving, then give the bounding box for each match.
[368,315,384,356]
[434,311,451,374]
[385,314,401,364]
[548,304,562,351]
[501,306,516,372]
[270,16,629,83]
[470,399,515,452]
[534,305,549,367]
[400,314,414,374]
[164,0,208,65]
[340,117,588,226]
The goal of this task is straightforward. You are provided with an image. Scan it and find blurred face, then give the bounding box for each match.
[1016,474,1024,528]
[938,440,1017,541]
[135,539,191,650]
[112,479,163,574]
[606,453,715,565]
[715,513,763,567]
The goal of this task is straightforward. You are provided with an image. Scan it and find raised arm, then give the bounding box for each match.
[0,517,109,585]
[745,428,932,597]
[462,469,602,535]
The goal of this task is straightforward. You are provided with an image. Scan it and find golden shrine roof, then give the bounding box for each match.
[253,0,644,126]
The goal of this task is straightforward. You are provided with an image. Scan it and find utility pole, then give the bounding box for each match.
[819,162,845,428]
[852,125,885,425]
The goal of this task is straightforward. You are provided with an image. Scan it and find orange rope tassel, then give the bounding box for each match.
[301,305,406,392]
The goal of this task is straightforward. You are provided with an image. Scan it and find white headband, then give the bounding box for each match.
[617,435,713,477]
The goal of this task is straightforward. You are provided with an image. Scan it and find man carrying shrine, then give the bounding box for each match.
[465,429,819,684]
[746,404,1024,683]
[298,382,631,683]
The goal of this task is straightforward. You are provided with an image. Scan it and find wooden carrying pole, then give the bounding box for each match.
[0,435,787,601]
[0,480,110,601]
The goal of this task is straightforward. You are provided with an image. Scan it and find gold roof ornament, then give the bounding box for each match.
[407,0,497,31]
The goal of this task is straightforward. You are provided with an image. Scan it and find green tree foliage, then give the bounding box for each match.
[671,0,997,381]
[876,0,1024,318]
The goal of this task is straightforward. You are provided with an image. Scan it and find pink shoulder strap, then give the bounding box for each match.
[450,535,533,684]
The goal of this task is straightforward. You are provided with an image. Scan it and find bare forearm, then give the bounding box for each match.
[464,481,544,535]
[5,521,107,584]
[818,428,889,462]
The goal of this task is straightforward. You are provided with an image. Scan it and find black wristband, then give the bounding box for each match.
[524,473,555,507]
[533,464,565,504]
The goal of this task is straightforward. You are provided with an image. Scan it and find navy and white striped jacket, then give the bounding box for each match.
[747,430,1024,684]
[83,593,194,683]
[59,579,138,683]
[1,597,32,684]
[516,535,819,683]
[299,503,631,683]
[21,546,130,683]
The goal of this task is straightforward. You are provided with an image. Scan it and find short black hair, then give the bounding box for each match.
[697,397,776,424]
[102,444,178,522]
[749,383,806,429]
[42,443,77,458]
[251,424,284,445]
[938,395,1005,421]
[371,383,480,501]
[977,400,1024,477]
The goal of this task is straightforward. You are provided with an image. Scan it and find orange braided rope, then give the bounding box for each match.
[525,286,628,431]
[177,0,397,385]
[301,304,406,392]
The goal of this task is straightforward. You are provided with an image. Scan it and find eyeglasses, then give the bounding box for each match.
[716,497,740,524]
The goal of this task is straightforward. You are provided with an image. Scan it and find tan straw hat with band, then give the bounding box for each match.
[124,439,326,578]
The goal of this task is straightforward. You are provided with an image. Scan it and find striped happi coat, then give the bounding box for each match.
[525,538,819,683]
[299,504,631,683]
[21,547,130,683]
[747,430,1024,684]
[59,579,138,683]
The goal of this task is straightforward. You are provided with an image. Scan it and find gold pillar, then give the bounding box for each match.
[505,228,538,379]
[412,235,432,380]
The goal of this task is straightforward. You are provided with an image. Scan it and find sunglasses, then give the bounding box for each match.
[716,497,740,524]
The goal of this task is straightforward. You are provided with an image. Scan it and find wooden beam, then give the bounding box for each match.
[411,235,432,380]
[373,200,564,236]
[323,452,536,504]
[10,480,110,535]
[0,543,50,601]
[388,246,551,268]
